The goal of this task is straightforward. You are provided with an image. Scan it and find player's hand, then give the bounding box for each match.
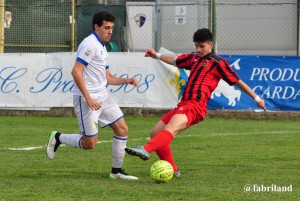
[128,77,138,87]
[257,99,266,112]
[87,98,101,111]
[145,48,157,59]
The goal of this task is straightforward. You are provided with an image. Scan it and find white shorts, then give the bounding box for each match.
[73,95,124,136]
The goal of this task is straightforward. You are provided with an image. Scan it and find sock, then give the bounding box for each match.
[112,135,127,168]
[59,134,83,148]
[111,168,121,174]
[156,145,179,172]
[54,132,61,152]
[144,130,174,153]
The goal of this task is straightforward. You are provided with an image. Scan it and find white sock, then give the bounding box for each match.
[59,134,83,148]
[112,136,127,168]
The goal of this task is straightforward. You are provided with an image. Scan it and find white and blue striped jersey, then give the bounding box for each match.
[73,32,109,97]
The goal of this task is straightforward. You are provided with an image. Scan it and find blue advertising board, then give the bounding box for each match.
[208,55,300,111]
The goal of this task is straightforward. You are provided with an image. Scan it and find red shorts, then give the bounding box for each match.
[161,100,207,128]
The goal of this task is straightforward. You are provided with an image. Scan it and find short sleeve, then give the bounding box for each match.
[76,44,95,66]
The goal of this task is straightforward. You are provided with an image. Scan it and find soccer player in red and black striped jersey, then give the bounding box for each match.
[125,28,266,177]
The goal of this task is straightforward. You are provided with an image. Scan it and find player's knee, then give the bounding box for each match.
[117,125,128,136]
[82,141,97,149]
[149,130,156,139]
[81,138,97,149]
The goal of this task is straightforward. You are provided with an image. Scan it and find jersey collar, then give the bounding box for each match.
[92,32,105,47]
[202,52,214,59]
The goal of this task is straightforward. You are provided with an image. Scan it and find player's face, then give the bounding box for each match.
[194,41,213,58]
[95,20,114,43]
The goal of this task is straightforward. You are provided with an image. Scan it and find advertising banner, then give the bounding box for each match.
[0,52,299,111]
[209,55,300,111]
[0,52,179,109]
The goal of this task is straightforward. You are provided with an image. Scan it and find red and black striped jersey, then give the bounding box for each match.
[175,52,240,106]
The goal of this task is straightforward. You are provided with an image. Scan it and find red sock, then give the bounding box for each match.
[155,145,179,172]
[144,130,174,153]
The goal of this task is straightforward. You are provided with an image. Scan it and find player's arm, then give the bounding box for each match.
[235,80,266,111]
[71,61,101,110]
[145,48,176,65]
[106,69,138,87]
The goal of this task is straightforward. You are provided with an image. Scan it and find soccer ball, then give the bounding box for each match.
[150,160,174,183]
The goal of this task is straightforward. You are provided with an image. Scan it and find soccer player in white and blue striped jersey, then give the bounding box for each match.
[47,11,138,180]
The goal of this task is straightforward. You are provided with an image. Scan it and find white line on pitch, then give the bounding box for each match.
[1,130,298,151]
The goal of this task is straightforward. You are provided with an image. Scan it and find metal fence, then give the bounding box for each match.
[125,1,209,53]
[125,0,299,55]
[216,0,298,55]
[1,0,75,53]
[0,0,299,55]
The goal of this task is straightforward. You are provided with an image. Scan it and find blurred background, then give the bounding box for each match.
[0,0,299,55]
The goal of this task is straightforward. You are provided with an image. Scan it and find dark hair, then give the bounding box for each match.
[193,28,213,43]
[93,11,115,30]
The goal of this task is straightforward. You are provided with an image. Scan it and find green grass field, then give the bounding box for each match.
[0,115,299,201]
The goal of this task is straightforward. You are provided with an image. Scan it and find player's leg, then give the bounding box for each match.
[142,101,207,154]
[125,113,188,160]
[109,117,128,170]
[150,120,179,173]
[155,146,180,177]
[47,131,84,160]
[62,95,100,149]
[47,95,99,159]
[125,108,174,160]
[144,113,188,152]
[99,97,138,180]
[109,118,137,180]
